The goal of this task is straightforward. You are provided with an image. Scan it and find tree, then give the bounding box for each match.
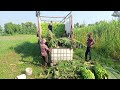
[0,26,3,32]
[79,24,85,28]
[4,22,15,35]
[4,22,37,35]
[0,25,3,35]
[74,22,79,28]
[21,22,37,34]
[14,24,22,34]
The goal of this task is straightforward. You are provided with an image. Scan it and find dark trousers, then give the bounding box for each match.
[42,51,52,66]
[85,47,91,61]
[42,55,48,66]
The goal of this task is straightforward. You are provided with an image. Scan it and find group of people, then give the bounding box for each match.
[40,21,95,66]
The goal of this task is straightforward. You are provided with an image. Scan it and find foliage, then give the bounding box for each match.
[21,22,37,34]
[74,22,79,28]
[74,20,120,60]
[0,35,119,79]
[4,22,37,35]
[53,23,65,38]
[0,25,3,35]
[93,63,108,79]
[47,34,85,49]
[41,22,65,38]
[79,67,95,79]
[46,30,58,48]
[4,22,15,35]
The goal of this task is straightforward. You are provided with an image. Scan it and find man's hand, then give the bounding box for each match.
[49,48,52,53]
[91,45,95,48]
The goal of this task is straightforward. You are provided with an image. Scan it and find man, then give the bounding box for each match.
[40,38,51,66]
[85,33,95,62]
[48,21,53,32]
[63,31,67,37]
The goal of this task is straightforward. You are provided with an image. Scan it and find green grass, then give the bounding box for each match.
[0,35,45,79]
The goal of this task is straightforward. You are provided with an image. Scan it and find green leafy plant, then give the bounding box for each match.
[93,63,108,79]
[79,67,95,79]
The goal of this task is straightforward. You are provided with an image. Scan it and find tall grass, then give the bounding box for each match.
[74,20,120,60]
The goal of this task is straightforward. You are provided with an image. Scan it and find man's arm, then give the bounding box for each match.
[91,39,95,47]
[44,44,50,52]
[92,39,95,45]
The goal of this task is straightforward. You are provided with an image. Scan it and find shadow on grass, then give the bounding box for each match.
[12,42,44,66]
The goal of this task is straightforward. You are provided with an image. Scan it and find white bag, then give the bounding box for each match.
[16,74,26,79]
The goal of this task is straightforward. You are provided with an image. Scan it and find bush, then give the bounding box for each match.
[79,67,95,79]
[93,63,108,79]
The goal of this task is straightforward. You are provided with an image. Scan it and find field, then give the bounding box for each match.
[0,35,44,79]
[0,35,120,79]
[0,20,120,79]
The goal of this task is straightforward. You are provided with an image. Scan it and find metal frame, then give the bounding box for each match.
[36,11,73,42]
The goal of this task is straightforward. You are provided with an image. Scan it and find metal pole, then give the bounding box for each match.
[71,11,74,39]
[61,11,72,23]
[40,16,65,18]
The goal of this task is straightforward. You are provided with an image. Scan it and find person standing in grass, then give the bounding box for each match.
[40,38,51,66]
[85,33,95,62]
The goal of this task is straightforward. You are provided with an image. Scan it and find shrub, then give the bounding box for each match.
[80,67,95,79]
[93,63,108,79]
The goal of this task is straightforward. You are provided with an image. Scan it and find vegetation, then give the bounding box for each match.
[46,30,85,49]
[74,20,120,60]
[0,22,44,36]
[0,35,120,79]
[92,63,108,79]
[0,19,120,79]
[79,67,95,79]
[0,25,3,35]
[41,22,65,38]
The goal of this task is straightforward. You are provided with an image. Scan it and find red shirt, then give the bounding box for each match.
[87,38,95,47]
